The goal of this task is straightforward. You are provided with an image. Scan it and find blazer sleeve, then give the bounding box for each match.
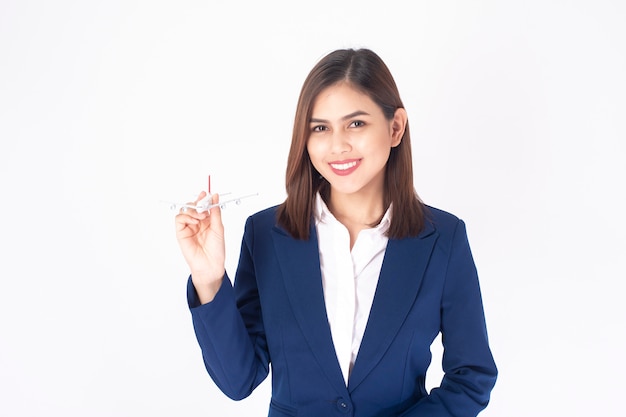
[187,216,270,400]
[400,219,498,417]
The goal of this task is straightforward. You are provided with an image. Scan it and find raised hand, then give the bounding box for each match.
[175,191,226,303]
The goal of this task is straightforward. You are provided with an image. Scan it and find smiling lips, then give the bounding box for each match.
[329,159,361,176]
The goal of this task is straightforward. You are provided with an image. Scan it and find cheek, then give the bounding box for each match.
[306,142,329,175]
[306,139,323,162]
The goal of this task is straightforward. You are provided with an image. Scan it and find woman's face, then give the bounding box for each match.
[307,82,405,200]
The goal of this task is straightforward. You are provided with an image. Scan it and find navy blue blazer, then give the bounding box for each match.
[188,205,497,417]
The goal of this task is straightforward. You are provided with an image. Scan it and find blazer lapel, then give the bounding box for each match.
[271,224,348,396]
[348,224,438,392]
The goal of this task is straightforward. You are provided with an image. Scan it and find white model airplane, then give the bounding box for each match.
[162,175,258,213]
[164,192,258,213]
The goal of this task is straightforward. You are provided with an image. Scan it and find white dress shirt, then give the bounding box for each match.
[313,193,391,386]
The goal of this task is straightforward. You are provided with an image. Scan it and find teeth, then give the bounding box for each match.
[330,161,358,170]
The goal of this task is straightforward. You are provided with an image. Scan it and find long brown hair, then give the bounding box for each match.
[277,48,425,240]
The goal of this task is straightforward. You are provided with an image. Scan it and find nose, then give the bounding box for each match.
[330,130,351,154]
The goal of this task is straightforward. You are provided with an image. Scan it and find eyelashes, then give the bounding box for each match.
[311,125,328,132]
[310,120,366,133]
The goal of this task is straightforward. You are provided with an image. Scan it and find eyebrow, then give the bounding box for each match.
[309,110,370,124]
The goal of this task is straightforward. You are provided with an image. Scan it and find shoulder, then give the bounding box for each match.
[422,204,467,240]
[424,204,460,226]
[244,205,281,232]
[249,205,280,221]
[246,204,467,233]
[241,204,305,249]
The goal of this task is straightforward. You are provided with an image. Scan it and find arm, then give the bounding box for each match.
[400,219,497,417]
[187,216,270,400]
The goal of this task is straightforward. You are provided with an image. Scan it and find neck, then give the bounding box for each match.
[327,190,385,227]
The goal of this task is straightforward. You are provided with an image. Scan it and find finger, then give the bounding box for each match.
[176,210,208,230]
[178,206,206,219]
[179,190,211,218]
[208,193,223,222]
[194,191,207,205]
[176,191,208,214]
[175,213,200,229]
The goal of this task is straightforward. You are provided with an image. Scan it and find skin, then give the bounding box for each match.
[175,191,225,303]
[175,82,407,303]
[307,82,407,247]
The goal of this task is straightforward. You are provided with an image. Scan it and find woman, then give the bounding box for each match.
[175,48,497,417]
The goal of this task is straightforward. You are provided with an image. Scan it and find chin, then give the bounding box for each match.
[327,182,368,196]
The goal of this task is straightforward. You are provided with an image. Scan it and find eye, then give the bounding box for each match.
[350,120,366,128]
[311,125,328,132]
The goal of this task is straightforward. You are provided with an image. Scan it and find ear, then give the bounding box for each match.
[390,107,408,147]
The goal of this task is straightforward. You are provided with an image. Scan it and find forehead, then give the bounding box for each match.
[311,83,378,116]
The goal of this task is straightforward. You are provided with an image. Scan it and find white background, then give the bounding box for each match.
[1,1,625,416]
